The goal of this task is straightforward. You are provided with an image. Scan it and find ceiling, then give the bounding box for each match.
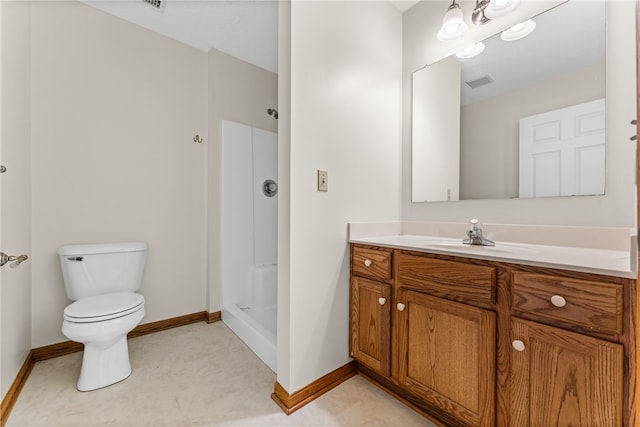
[456,0,605,105]
[82,0,280,73]
[82,1,418,75]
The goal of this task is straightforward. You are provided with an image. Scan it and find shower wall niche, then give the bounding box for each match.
[221,120,277,372]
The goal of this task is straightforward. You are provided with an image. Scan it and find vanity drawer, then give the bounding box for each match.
[352,246,392,282]
[511,272,623,335]
[397,253,496,304]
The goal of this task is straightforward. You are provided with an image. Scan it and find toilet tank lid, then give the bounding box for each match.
[57,242,147,256]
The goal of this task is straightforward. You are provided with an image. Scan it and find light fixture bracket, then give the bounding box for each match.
[472,0,491,25]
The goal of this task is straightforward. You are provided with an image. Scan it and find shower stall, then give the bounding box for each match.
[221,120,277,372]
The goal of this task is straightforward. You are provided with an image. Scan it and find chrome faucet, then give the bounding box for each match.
[463,219,495,246]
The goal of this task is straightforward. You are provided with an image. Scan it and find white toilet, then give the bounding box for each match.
[58,242,147,391]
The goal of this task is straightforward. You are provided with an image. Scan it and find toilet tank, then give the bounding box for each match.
[58,242,147,300]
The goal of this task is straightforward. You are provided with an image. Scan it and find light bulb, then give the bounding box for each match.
[455,42,485,59]
[484,0,520,19]
[501,19,536,41]
[445,24,460,34]
[437,2,468,41]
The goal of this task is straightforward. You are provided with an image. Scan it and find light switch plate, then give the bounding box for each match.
[318,170,328,192]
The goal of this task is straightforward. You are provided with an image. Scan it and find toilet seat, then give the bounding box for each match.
[64,292,145,323]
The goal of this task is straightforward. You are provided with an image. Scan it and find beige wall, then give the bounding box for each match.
[402,1,636,227]
[30,2,208,347]
[280,0,402,393]
[460,63,606,200]
[206,49,278,313]
[1,1,32,398]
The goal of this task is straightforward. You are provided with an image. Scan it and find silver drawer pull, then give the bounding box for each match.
[550,295,567,307]
[378,297,386,305]
[397,303,405,312]
[364,259,372,267]
[512,340,526,352]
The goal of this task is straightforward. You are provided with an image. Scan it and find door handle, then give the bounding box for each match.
[0,252,28,268]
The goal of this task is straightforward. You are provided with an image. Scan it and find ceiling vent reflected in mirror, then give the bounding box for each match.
[465,75,494,89]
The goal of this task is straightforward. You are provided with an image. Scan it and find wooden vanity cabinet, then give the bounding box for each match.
[350,243,635,427]
[350,245,498,426]
[509,318,623,426]
[396,289,496,426]
[350,277,391,376]
[396,253,497,427]
[350,246,393,377]
[509,272,626,426]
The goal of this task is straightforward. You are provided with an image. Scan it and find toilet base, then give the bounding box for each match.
[62,305,145,391]
[77,335,132,391]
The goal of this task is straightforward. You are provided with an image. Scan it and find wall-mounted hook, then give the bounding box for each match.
[10,255,28,269]
[0,252,28,268]
[193,134,203,144]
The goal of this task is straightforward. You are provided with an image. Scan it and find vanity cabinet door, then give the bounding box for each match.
[397,289,496,427]
[510,318,623,426]
[350,277,391,376]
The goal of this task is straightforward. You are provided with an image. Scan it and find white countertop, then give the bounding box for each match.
[349,222,637,278]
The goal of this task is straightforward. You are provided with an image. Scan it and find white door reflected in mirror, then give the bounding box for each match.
[519,99,605,198]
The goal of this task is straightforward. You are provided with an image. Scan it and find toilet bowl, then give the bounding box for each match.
[58,242,147,391]
[62,292,145,391]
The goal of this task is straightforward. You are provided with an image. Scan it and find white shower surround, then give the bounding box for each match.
[221,120,278,372]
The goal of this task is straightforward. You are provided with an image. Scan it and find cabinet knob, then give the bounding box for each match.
[397,303,405,312]
[550,295,567,307]
[364,259,372,267]
[378,297,386,305]
[512,340,526,352]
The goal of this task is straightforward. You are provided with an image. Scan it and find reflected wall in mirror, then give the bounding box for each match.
[411,0,606,202]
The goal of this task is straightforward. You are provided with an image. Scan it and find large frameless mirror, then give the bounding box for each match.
[411,0,606,202]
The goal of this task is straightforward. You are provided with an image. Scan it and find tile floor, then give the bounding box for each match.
[7,322,436,427]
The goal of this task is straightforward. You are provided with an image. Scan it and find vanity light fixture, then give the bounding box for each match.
[455,42,486,59]
[437,0,469,41]
[484,0,520,19]
[500,19,536,41]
